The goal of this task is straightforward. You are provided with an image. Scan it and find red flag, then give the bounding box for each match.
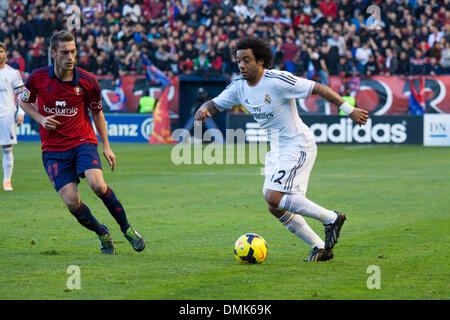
[411,77,425,106]
[149,86,174,144]
[409,76,426,115]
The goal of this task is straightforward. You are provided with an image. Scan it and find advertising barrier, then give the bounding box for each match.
[299,76,450,115]
[17,114,176,144]
[18,113,450,146]
[83,75,180,115]
[423,114,450,146]
[96,75,450,116]
[228,114,424,145]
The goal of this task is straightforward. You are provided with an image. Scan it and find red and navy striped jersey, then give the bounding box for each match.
[21,64,102,152]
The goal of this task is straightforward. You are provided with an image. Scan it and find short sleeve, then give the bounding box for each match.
[212,80,241,112]
[276,71,315,100]
[13,70,24,92]
[86,76,103,112]
[21,73,37,103]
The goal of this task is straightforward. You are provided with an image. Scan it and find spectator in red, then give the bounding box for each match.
[29,36,45,58]
[281,35,298,73]
[180,59,194,74]
[320,0,337,19]
[209,50,222,73]
[410,49,427,75]
[294,12,311,28]
[217,26,229,41]
[418,39,430,54]
[9,49,25,74]
[147,0,165,20]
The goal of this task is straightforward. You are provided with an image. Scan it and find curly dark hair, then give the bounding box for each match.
[236,36,273,69]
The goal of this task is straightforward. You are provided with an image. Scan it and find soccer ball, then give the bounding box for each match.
[234,233,268,264]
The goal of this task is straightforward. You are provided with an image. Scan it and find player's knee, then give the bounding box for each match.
[66,198,82,213]
[58,186,81,212]
[90,182,107,196]
[267,204,282,217]
[264,190,283,208]
[85,171,107,196]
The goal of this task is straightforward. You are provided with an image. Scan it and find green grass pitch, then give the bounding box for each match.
[0,142,449,300]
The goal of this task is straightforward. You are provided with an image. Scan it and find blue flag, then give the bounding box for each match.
[141,54,171,88]
[409,94,424,115]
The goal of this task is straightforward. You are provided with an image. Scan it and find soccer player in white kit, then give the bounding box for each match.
[195,37,368,261]
[0,42,25,191]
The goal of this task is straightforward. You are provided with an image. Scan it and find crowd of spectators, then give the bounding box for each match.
[1,0,450,84]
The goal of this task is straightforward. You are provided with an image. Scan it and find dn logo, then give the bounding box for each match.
[430,123,447,136]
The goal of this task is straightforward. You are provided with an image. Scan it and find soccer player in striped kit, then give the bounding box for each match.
[196,37,368,261]
[19,31,145,254]
[0,42,25,191]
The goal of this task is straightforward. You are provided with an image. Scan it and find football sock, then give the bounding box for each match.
[278,211,325,249]
[98,186,130,234]
[70,202,107,235]
[278,194,337,225]
[2,147,13,184]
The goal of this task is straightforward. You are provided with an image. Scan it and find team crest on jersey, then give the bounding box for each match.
[264,94,271,104]
[74,86,82,95]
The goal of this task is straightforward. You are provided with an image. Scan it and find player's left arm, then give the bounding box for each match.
[15,85,25,126]
[87,74,115,171]
[311,82,369,126]
[13,73,25,126]
[91,110,116,171]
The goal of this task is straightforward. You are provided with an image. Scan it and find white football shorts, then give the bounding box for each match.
[263,145,317,196]
[0,114,18,145]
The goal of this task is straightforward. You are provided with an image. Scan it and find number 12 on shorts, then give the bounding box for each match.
[271,170,286,185]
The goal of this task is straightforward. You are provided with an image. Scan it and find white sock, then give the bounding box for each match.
[278,194,337,225]
[278,211,324,249]
[2,147,13,184]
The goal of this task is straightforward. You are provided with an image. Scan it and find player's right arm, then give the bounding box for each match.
[18,74,60,130]
[19,100,60,130]
[194,100,219,124]
[195,80,240,123]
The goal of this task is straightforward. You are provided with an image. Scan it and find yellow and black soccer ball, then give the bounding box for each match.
[234,233,268,264]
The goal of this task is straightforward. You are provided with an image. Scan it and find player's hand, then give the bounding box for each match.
[41,115,61,130]
[103,147,116,172]
[195,107,212,124]
[16,114,24,127]
[349,107,369,126]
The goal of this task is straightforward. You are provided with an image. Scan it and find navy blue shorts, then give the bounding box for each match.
[42,143,102,191]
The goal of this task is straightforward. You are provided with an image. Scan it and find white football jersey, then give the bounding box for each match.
[0,64,24,116]
[213,69,317,151]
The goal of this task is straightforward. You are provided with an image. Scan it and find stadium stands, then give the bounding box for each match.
[0,0,449,81]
